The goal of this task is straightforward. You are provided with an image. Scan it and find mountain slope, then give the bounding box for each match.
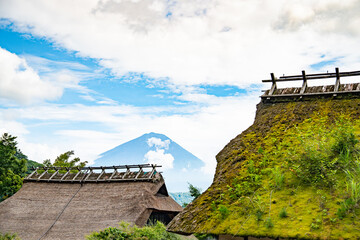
[168,98,360,239]
[95,132,203,170]
[94,132,209,192]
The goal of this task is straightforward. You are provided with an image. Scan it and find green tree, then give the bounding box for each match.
[0,133,27,201]
[43,150,87,168]
[188,183,201,200]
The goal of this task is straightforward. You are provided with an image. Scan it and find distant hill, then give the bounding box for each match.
[26,160,43,174]
[169,192,193,206]
[94,132,209,192]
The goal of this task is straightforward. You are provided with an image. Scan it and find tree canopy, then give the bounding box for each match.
[43,150,87,168]
[0,133,27,201]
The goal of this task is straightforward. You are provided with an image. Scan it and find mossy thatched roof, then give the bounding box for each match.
[168,98,360,239]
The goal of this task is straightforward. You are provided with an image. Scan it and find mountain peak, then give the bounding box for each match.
[94,132,208,191]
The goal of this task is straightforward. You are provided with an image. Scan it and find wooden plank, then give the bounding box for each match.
[279,70,360,79]
[263,70,360,83]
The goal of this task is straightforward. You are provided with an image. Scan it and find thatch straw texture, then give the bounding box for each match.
[0,174,182,240]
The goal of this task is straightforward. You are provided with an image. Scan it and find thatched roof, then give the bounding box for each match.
[167,98,360,239]
[0,165,182,240]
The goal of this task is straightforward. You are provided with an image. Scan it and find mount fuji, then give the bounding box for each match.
[94,132,209,192]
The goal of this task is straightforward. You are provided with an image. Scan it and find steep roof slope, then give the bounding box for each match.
[168,98,360,239]
[0,173,182,240]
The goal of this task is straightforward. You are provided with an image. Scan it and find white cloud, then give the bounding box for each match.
[144,149,174,170]
[0,47,63,104]
[147,137,170,150]
[2,0,360,89]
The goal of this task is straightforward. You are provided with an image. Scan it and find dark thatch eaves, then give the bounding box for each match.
[0,165,182,240]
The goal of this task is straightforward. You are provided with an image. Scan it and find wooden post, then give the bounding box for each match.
[268,73,277,96]
[334,67,340,95]
[300,70,307,95]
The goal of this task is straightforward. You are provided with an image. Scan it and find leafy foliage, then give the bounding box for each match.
[279,207,288,218]
[188,183,201,200]
[26,160,43,174]
[87,221,179,240]
[43,150,87,168]
[0,133,27,201]
[283,117,359,188]
[0,233,20,240]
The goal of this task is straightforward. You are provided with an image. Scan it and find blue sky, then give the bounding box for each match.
[1,0,360,191]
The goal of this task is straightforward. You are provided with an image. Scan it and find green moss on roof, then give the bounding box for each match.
[168,99,360,239]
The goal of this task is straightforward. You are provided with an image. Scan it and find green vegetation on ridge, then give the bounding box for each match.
[168,99,360,239]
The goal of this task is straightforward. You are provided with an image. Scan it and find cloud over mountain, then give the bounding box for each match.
[94,132,209,192]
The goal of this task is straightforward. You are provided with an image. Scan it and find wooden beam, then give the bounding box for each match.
[26,169,38,179]
[49,169,59,180]
[84,169,93,181]
[148,166,156,179]
[135,167,143,179]
[334,67,340,94]
[71,168,81,181]
[109,166,118,180]
[122,167,130,179]
[38,169,48,180]
[268,73,277,96]
[300,70,307,95]
[96,168,105,181]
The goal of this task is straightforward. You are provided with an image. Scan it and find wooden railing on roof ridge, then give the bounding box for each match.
[25,164,161,183]
[261,68,360,102]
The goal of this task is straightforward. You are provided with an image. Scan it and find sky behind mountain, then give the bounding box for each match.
[1,0,360,177]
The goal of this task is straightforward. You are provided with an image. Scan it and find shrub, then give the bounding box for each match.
[218,204,230,219]
[279,207,288,218]
[0,233,20,240]
[87,221,179,240]
[255,209,264,221]
[290,117,359,188]
[272,166,284,190]
[264,217,274,229]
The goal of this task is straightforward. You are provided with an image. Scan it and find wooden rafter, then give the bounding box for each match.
[25,164,161,183]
